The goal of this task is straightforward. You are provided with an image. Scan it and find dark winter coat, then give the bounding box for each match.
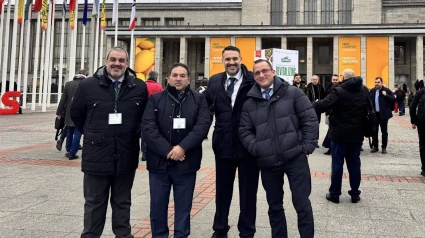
[56,75,85,126]
[293,81,312,99]
[203,64,256,160]
[368,86,396,121]
[141,86,211,174]
[70,66,148,175]
[313,77,368,144]
[395,89,406,102]
[239,76,319,168]
[306,82,325,102]
[410,88,425,125]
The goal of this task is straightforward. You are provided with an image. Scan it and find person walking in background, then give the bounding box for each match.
[395,85,406,116]
[293,73,311,99]
[56,72,86,160]
[323,74,340,155]
[408,90,415,107]
[410,88,425,177]
[368,77,396,154]
[306,75,325,123]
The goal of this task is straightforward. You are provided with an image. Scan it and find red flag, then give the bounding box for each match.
[34,0,43,12]
[0,0,4,14]
[69,0,76,11]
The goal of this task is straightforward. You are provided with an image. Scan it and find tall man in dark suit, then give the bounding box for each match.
[203,46,259,238]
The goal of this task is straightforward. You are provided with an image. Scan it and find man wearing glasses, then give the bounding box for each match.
[239,59,318,238]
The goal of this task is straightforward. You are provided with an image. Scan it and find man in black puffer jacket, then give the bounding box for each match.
[239,59,318,238]
[313,69,368,204]
[142,63,211,237]
[71,47,148,238]
[203,46,259,238]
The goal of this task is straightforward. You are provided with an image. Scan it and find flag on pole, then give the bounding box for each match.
[0,0,4,14]
[92,0,99,17]
[34,0,42,12]
[129,0,136,30]
[62,0,67,16]
[24,0,33,20]
[17,0,25,24]
[100,0,106,29]
[69,0,76,29]
[82,0,88,25]
[112,0,118,25]
[40,0,48,30]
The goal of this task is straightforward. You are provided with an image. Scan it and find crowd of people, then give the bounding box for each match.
[54,46,424,238]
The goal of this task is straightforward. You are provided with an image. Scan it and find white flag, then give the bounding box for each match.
[129,0,136,30]
[112,0,118,24]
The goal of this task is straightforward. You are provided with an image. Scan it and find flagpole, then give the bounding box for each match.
[38,30,46,106]
[130,30,134,68]
[69,1,78,81]
[42,1,53,112]
[23,11,32,110]
[0,3,11,108]
[99,28,104,67]
[93,6,100,72]
[0,2,6,108]
[17,24,25,95]
[81,25,86,70]
[114,1,118,46]
[9,0,22,91]
[47,1,55,107]
[31,12,41,110]
[58,9,66,103]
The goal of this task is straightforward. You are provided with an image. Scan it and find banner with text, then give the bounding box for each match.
[366,37,389,88]
[235,37,256,72]
[338,37,361,77]
[209,38,230,77]
[254,48,299,84]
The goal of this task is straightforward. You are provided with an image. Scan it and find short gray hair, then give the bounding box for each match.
[342,69,355,80]
[106,47,129,61]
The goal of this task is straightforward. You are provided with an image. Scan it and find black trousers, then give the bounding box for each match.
[372,112,389,149]
[81,171,136,238]
[417,125,425,172]
[149,166,197,238]
[260,154,314,238]
[213,156,259,238]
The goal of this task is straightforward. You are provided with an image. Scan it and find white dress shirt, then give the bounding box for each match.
[226,70,243,108]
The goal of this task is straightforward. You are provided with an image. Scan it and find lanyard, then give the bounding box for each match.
[166,90,186,117]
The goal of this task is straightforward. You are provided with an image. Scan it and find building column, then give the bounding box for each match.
[417,36,424,82]
[307,36,313,81]
[179,36,187,64]
[317,0,321,25]
[256,37,262,50]
[230,37,235,46]
[300,0,304,25]
[155,37,163,85]
[389,36,395,88]
[204,37,210,78]
[333,36,339,74]
[283,0,288,25]
[281,36,287,49]
[360,36,366,81]
[334,0,338,24]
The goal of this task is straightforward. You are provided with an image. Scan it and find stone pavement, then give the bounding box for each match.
[1,107,425,238]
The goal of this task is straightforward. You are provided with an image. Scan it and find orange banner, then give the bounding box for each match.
[235,37,256,72]
[209,38,230,77]
[338,37,361,77]
[134,38,156,81]
[366,37,389,89]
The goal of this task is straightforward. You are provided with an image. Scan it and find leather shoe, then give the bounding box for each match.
[211,232,228,238]
[381,148,387,154]
[326,193,339,203]
[68,155,79,160]
[351,196,361,203]
[371,147,379,153]
[64,152,70,157]
[324,150,331,155]
[141,155,147,161]
[421,171,425,177]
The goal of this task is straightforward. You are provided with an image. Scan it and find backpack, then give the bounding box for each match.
[363,88,377,148]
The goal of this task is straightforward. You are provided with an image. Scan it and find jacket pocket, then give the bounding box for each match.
[85,132,104,146]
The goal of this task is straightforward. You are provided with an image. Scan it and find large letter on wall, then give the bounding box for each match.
[235,37,256,72]
[0,91,21,115]
[366,37,389,88]
[209,38,231,77]
[338,37,361,78]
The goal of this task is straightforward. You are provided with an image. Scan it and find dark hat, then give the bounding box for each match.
[147,71,159,81]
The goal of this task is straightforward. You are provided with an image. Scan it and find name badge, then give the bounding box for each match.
[109,113,122,125]
[173,118,186,129]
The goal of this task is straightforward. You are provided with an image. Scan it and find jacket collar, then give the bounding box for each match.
[247,76,288,100]
[94,66,137,88]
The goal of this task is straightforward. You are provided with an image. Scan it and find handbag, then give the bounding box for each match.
[55,116,65,130]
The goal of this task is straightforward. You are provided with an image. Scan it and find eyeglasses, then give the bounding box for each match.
[254,68,272,76]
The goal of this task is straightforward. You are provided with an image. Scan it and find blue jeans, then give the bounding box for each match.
[398,101,405,115]
[65,126,82,156]
[329,141,362,198]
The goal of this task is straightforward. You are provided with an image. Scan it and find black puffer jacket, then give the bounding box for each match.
[203,64,256,160]
[141,86,211,174]
[71,66,148,175]
[239,76,319,168]
[313,77,368,144]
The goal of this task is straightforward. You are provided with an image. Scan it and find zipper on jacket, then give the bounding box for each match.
[268,102,283,165]
[88,101,98,125]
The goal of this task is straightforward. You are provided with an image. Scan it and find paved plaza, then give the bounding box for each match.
[1,107,425,238]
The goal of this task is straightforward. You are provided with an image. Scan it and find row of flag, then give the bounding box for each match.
[0,0,137,30]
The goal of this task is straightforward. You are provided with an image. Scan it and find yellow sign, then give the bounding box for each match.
[235,37,256,72]
[338,37,361,77]
[366,37,389,89]
[134,38,156,81]
[209,38,230,77]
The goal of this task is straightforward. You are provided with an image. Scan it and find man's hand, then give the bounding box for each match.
[306,154,309,158]
[382,91,387,96]
[57,115,62,119]
[412,124,417,129]
[166,145,185,161]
